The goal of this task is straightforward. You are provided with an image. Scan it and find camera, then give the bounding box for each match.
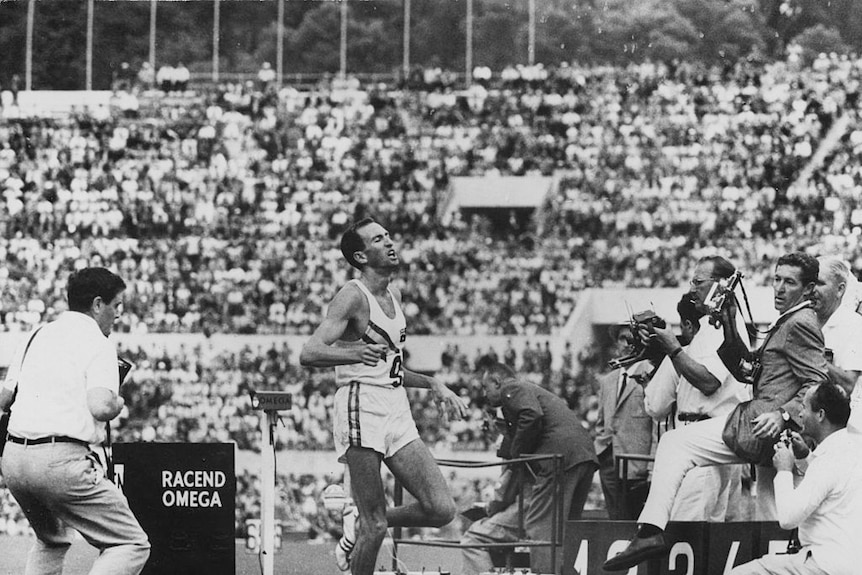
[608,310,667,370]
[703,270,743,316]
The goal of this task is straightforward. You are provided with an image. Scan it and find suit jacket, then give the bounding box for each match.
[719,304,828,463]
[498,380,596,476]
[594,363,654,479]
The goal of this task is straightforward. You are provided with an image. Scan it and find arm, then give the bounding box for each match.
[772,441,830,530]
[0,387,14,413]
[87,388,125,422]
[647,325,722,396]
[404,368,467,420]
[86,345,126,422]
[643,356,679,420]
[826,364,860,396]
[716,298,757,384]
[299,286,388,368]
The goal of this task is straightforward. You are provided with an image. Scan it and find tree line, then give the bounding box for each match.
[0,0,860,90]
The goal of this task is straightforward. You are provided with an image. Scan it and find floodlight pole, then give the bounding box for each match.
[148,0,157,86]
[465,0,473,86]
[277,0,284,87]
[25,0,34,91]
[528,0,536,66]
[403,0,411,79]
[86,0,94,91]
[340,0,348,79]
[213,0,220,83]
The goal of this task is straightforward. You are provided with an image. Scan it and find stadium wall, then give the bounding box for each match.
[0,287,775,373]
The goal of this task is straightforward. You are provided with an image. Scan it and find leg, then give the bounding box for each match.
[526,461,597,574]
[598,448,622,520]
[2,444,149,575]
[639,417,741,529]
[754,465,777,521]
[459,504,521,575]
[38,449,149,575]
[604,419,743,571]
[731,552,829,575]
[345,447,388,575]
[384,439,456,528]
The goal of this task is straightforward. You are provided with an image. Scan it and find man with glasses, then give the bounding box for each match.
[604,252,828,572]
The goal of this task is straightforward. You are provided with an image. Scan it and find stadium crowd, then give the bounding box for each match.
[2,54,862,339]
[3,53,862,538]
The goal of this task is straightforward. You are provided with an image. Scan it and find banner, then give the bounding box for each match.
[113,443,236,575]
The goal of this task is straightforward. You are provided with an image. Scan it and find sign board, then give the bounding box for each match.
[113,443,236,575]
[562,521,793,575]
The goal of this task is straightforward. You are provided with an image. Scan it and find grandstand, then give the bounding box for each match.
[2,1,862,573]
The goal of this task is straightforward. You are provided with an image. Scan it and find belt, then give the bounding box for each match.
[677,412,710,423]
[6,434,90,447]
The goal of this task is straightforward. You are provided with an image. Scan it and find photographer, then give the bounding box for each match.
[731,383,860,575]
[594,324,656,520]
[0,268,150,575]
[604,252,828,572]
[463,361,597,575]
[644,290,749,522]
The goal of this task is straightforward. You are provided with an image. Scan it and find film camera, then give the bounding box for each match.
[703,270,744,317]
[608,310,668,370]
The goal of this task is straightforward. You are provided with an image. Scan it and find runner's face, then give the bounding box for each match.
[357,223,399,270]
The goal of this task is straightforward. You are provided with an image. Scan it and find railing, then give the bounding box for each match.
[392,453,564,574]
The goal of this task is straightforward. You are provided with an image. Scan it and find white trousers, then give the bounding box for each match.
[639,417,776,529]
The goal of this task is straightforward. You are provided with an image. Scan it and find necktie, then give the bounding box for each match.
[618,372,628,401]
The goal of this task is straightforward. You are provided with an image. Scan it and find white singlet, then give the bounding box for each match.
[335,279,407,389]
[332,279,419,460]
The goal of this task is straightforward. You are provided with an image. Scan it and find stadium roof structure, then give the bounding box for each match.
[446,175,551,213]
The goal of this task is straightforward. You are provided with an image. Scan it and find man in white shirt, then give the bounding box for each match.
[0,267,150,575]
[813,256,862,396]
[644,292,749,521]
[731,382,860,575]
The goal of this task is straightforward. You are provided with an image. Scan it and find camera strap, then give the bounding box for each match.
[4,325,45,411]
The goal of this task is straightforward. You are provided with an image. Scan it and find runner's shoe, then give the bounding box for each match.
[335,505,358,572]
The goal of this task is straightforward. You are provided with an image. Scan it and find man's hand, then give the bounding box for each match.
[431,381,468,421]
[772,440,795,472]
[751,410,784,440]
[785,430,810,459]
[646,323,680,354]
[355,343,388,366]
[715,289,738,327]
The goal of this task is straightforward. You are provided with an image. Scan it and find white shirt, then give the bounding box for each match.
[824,306,862,432]
[645,315,751,423]
[774,429,862,575]
[822,305,862,372]
[3,312,119,444]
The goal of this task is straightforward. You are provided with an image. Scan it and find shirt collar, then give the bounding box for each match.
[767,299,812,331]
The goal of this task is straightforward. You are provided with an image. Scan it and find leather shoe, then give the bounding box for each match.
[602,532,670,571]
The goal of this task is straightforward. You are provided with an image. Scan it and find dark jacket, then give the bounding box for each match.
[498,380,596,476]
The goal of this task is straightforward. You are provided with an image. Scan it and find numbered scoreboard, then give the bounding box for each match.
[562,520,794,575]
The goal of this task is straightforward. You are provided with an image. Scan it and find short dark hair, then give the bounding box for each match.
[698,255,735,280]
[809,382,850,427]
[340,217,376,270]
[776,252,819,286]
[677,294,703,325]
[67,268,126,313]
[476,358,516,380]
